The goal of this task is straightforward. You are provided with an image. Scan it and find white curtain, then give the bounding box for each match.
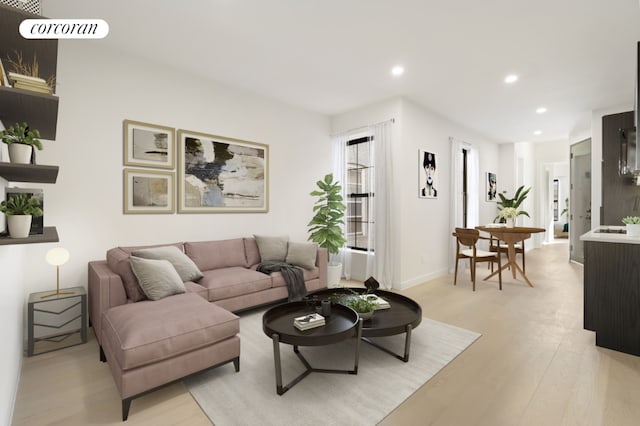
[332,120,395,289]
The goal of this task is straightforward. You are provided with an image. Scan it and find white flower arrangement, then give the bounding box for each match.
[499,207,518,219]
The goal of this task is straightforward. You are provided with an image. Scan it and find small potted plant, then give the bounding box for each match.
[0,122,43,164]
[308,173,347,287]
[622,216,640,237]
[0,193,43,238]
[339,292,377,321]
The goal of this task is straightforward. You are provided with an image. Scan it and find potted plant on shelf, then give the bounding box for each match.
[0,122,43,164]
[308,173,347,288]
[0,193,43,238]
[495,185,530,225]
[622,216,640,237]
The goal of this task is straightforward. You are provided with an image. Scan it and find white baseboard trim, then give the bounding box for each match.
[399,267,450,290]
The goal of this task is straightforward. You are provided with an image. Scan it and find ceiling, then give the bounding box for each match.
[42,0,640,143]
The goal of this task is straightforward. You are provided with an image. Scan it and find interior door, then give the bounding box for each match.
[570,139,592,263]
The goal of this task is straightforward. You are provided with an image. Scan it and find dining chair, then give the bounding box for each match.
[452,228,502,291]
[488,234,525,273]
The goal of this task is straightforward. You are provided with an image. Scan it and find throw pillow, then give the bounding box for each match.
[132,246,203,282]
[285,241,318,270]
[129,256,186,301]
[254,234,289,262]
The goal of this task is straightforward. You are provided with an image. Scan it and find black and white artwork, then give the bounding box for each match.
[486,172,497,201]
[124,120,175,169]
[419,149,438,199]
[177,129,269,213]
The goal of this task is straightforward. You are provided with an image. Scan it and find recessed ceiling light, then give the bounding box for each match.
[536,107,547,114]
[391,66,404,76]
[534,130,542,135]
[504,74,518,84]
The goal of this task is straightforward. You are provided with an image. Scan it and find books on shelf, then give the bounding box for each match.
[0,59,8,87]
[294,313,325,330]
[360,294,390,310]
[8,72,52,95]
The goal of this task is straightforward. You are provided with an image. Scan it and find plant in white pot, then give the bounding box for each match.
[622,216,640,237]
[495,185,530,225]
[0,122,43,164]
[0,193,43,238]
[308,173,347,288]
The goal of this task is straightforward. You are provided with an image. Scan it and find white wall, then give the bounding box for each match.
[1,40,331,419]
[0,245,25,426]
[331,98,502,289]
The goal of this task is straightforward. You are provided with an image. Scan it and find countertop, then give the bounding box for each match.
[580,226,640,244]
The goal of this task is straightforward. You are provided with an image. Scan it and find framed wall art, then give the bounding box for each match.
[418,149,438,199]
[486,172,497,201]
[123,168,175,214]
[123,119,175,169]
[177,129,269,213]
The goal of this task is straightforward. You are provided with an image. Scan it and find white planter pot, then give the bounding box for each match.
[626,223,640,237]
[505,217,515,228]
[327,263,342,288]
[8,144,33,164]
[7,215,32,238]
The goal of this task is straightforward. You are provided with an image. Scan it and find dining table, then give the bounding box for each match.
[475,225,546,287]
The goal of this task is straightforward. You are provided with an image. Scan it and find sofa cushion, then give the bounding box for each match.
[130,257,186,301]
[285,241,318,270]
[199,267,272,301]
[271,267,320,288]
[244,238,261,267]
[254,234,289,262]
[185,239,248,271]
[101,293,239,370]
[132,246,203,282]
[107,248,147,302]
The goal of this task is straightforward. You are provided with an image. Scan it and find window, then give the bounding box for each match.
[346,135,374,251]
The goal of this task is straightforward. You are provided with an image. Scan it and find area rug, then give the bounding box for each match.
[186,309,480,426]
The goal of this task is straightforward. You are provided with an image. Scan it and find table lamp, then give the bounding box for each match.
[42,247,74,298]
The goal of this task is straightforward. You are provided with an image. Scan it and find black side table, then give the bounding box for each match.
[27,286,87,356]
[263,301,362,395]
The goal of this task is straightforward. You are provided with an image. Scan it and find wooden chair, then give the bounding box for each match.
[488,233,525,273]
[452,228,502,291]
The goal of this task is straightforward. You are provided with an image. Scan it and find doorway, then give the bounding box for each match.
[569,138,592,263]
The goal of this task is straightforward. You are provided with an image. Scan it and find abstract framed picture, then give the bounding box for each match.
[177,129,269,213]
[418,149,438,199]
[123,119,175,169]
[486,172,497,201]
[123,168,175,214]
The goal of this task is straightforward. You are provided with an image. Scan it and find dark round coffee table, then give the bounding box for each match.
[308,288,422,362]
[262,301,362,395]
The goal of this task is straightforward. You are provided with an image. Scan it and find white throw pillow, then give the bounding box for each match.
[132,246,203,282]
[129,256,186,301]
[285,242,318,270]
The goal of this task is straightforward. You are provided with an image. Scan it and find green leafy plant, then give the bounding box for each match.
[0,122,43,150]
[495,185,530,222]
[561,197,569,219]
[341,295,377,313]
[622,216,640,224]
[0,193,43,217]
[308,173,347,257]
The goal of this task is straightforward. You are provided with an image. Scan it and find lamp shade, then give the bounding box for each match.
[46,247,70,266]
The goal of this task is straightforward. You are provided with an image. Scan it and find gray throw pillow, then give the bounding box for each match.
[132,246,203,282]
[285,242,318,270]
[129,256,186,301]
[254,234,289,262]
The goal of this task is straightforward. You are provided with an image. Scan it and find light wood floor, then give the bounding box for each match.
[13,242,640,425]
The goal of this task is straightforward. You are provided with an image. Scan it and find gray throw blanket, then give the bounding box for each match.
[257,261,307,301]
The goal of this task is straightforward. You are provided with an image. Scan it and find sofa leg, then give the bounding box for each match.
[122,398,132,421]
[233,356,240,372]
[99,345,106,363]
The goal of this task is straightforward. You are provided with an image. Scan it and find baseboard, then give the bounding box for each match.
[399,267,449,290]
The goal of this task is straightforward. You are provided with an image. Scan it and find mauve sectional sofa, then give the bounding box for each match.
[88,236,328,420]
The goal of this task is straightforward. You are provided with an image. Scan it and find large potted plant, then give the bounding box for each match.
[0,122,43,164]
[0,193,43,238]
[308,173,347,288]
[495,185,530,224]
